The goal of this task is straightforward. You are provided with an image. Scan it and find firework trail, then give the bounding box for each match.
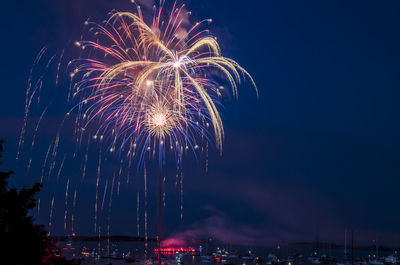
[26,107,48,175]
[107,174,115,231]
[19,54,55,161]
[17,47,48,161]
[48,195,55,236]
[40,143,52,185]
[107,177,114,258]
[137,191,140,237]
[81,144,89,183]
[56,50,65,87]
[71,188,77,235]
[180,171,184,222]
[97,226,102,253]
[144,163,148,251]
[56,154,67,180]
[64,178,70,232]
[117,178,121,196]
[101,179,108,211]
[94,151,102,233]
[48,132,60,177]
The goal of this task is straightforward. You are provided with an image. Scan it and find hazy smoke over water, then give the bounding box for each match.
[162,206,296,247]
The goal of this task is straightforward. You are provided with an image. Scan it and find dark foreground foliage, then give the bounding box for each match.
[0,140,80,265]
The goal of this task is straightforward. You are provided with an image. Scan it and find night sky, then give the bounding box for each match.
[1,0,400,247]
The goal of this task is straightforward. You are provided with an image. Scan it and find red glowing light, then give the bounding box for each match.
[154,247,196,254]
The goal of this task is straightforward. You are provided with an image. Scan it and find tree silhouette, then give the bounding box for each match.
[0,140,79,265]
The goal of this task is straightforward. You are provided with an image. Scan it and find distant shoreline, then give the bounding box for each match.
[287,242,397,251]
[52,236,399,251]
[52,235,157,242]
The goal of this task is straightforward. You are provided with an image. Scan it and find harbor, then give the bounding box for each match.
[56,239,400,265]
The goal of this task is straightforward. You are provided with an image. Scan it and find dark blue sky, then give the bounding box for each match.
[1,0,400,246]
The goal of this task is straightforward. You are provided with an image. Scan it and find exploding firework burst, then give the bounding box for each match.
[17,0,257,241]
[70,0,257,165]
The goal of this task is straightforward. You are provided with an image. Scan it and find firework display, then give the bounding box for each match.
[17,0,256,240]
[70,0,256,164]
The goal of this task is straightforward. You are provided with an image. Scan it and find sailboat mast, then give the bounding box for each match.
[351,230,354,265]
[158,170,162,265]
[344,229,347,255]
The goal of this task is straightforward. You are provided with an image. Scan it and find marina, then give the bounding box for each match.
[57,240,400,265]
